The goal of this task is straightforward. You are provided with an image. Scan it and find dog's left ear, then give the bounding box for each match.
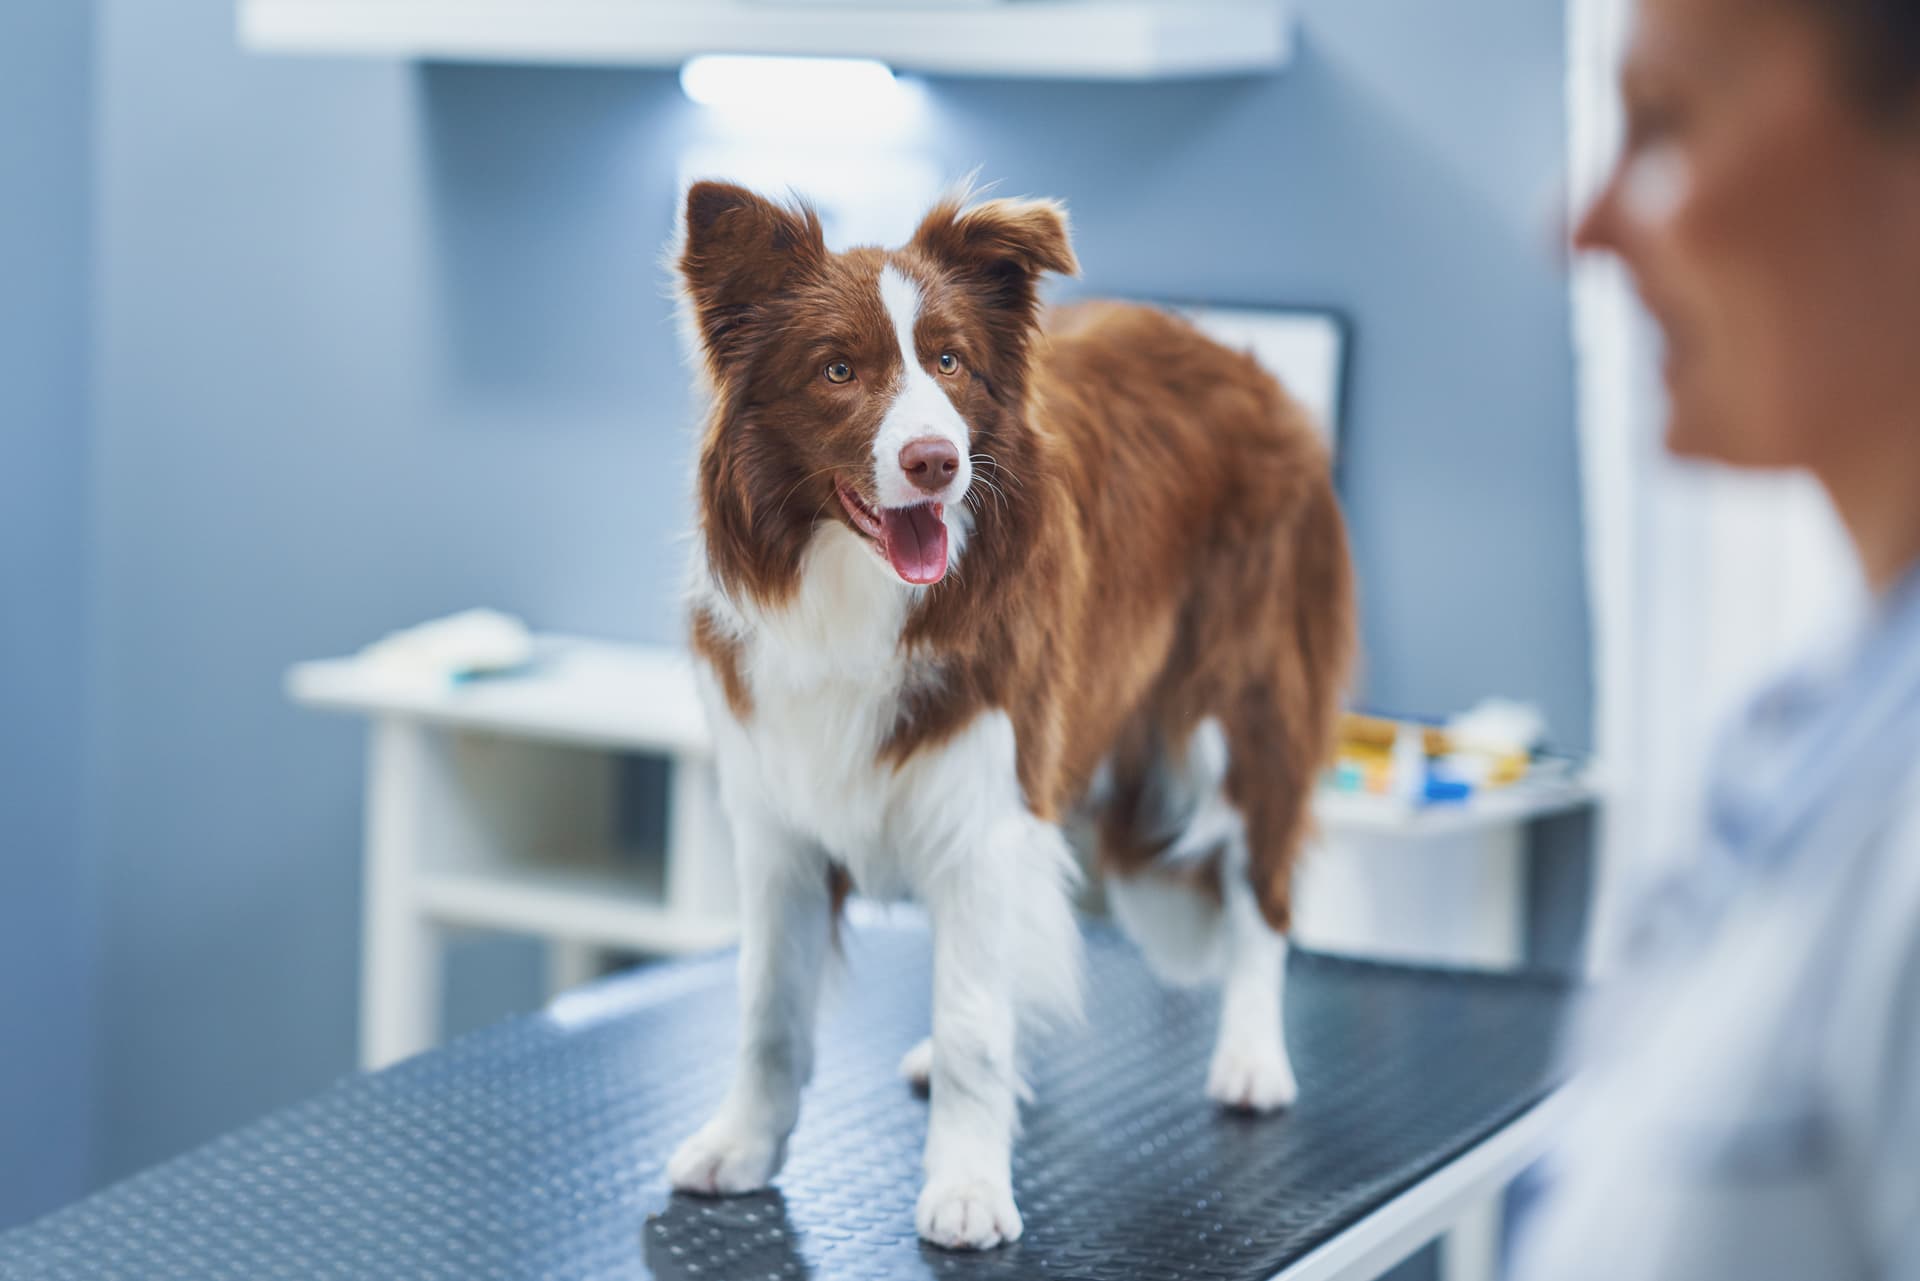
[909,196,1079,318]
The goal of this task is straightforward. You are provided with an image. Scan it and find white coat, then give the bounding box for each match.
[1513,567,1920,1280]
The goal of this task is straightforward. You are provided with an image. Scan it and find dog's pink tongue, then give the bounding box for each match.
[882,504,949,585]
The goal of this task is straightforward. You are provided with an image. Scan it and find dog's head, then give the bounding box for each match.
[678,182,1077,603]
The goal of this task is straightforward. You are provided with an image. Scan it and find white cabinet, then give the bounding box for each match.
[289,638,737,1069]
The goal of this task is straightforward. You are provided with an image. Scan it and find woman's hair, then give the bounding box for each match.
[1800,0,1920,114]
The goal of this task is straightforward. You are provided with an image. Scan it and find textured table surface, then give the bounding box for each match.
[0,920,1571,1281]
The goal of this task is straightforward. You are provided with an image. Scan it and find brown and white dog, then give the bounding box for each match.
[666,181,1356,1250]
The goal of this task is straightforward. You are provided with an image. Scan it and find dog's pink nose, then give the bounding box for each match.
[899,437,959,493]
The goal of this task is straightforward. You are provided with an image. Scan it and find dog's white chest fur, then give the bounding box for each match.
[695,525,1019,900]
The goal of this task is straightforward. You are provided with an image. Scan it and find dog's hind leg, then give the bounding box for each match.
[1206,831,1299,1112]
[1104,850,1297,1113]
[1206,463,1355,1110]
[1100,718,1299,1112]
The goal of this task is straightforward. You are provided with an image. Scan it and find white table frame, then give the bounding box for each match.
[1273,1093,1565,1281]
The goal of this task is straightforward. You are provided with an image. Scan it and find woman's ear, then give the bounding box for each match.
[677,181,826,364]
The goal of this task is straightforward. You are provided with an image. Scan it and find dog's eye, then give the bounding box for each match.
[824,361,854,385]
[937,352,960,376]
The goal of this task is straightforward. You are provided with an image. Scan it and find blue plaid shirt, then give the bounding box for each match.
[1514,563,1920,1280]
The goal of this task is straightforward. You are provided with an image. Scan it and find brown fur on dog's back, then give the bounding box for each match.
[889,300,1356,930]
[681,185,1354,931]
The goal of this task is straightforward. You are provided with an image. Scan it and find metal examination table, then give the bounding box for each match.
[0,920,1572,1281]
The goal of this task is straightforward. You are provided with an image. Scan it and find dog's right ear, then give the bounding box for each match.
[677,181,825,364]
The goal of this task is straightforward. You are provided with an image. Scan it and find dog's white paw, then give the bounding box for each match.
[898,1037,933,1089]
[667,1116,783,1196]
[1206,1041,1298,1114]
[915,1175,1023,1250]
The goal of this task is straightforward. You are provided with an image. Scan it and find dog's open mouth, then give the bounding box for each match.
[837,482,948,586]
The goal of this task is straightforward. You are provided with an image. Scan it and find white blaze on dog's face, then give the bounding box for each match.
[678,181,1077,601]
[834,265,973,585]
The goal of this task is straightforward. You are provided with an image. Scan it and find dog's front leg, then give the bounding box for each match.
[667,818,829,1196]
[916,828,1025,1250]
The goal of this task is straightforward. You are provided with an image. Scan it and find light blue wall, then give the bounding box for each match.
[0,0,98,1229]
[85,0,1585,1185]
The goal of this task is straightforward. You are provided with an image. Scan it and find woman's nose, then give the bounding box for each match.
[1572,179,1619,255]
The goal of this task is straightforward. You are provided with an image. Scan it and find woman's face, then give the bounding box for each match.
[1576,0,1920,468]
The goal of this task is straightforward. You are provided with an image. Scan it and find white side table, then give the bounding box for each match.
[1297,780,1599,971]
[289,636,738,1070]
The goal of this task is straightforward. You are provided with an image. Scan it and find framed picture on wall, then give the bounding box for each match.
[1174,305,1350,453]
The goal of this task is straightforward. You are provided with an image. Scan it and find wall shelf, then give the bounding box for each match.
[237,0,1293,80]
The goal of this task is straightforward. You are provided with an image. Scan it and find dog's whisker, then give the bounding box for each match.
[772,464,849,526]
[972,473,1011,518]
[967,454,1015,519]
[976,454,1028,496]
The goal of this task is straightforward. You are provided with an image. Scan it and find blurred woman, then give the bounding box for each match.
[1514,0,1920,1276]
